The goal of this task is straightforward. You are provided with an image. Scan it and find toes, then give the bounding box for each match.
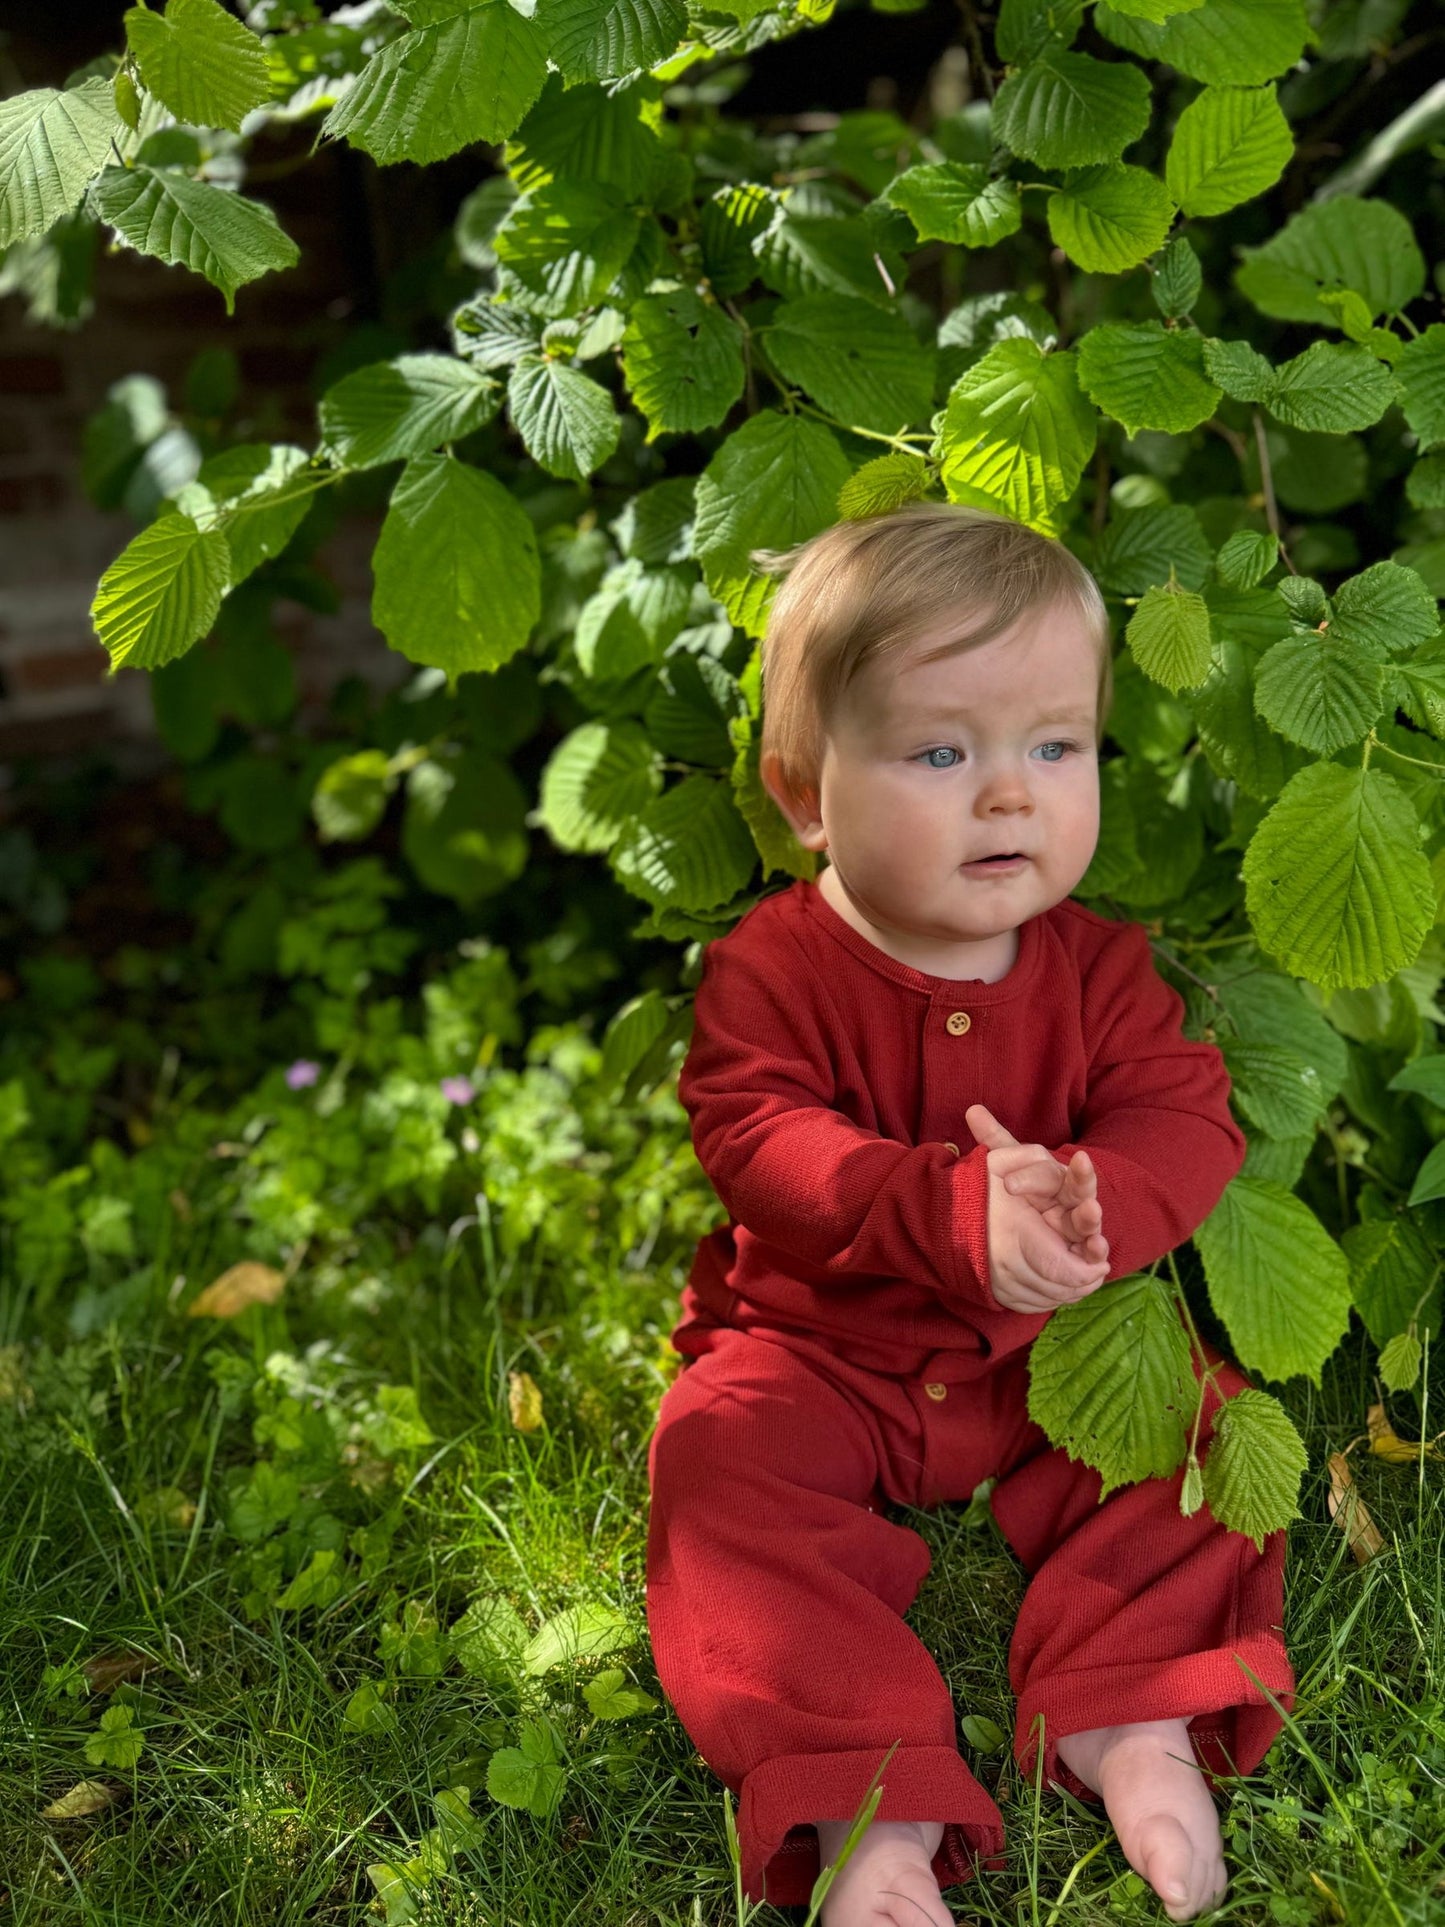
[1132,1814,1199,1920]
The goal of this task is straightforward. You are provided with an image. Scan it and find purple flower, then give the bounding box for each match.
[285,1060,321,1090]
[440,1076,476,1106]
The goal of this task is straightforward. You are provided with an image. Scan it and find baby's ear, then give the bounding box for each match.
[760,750,826,850]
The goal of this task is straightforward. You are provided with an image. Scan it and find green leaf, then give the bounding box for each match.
[573,559,691,681]
[1046,162,1175,273]
[0,80,122,249]
[506,73,662,199]
[92,512,230,672]
[996,0,1086,62]
[959,1714,1008,1751]
[1104,0,1205,15]
[1026,1271,1193,1495]
[699,181,773,300]
[228,1461,300,1543]
[765,294,936,435]
[537,0,687,80]
[1202,336,1276,404]
[1195,1177,1352,1381]
[1214,529,1279,589]
[1342,1214,1440,1346]
[1221,1042,1328,1138]
[433,1785,487,1856]
[276,1547,344,1612]
[89,165,299,314]
[754,203,906,307]
[1252,632,1383,754]
[1096,0,1310,84]
[508,352,619,481]
[1076,322,1220,436]
[191,443,312,584]
[1194,624,1310,800]
[1165,83,1291,216]
[1125,581,1213,691]
[932,338,1096,533]
[312,749,394,843]
[620,288,745,438]
[366,1860,425,1927]
[1242,762,1434,989]
[1378,1330,1422,1394]
[1406,1142,1445,1209]
[993,46,1152,168]
[1235,194,1426,326]
[610,774,758,911]
[343,1680,397,1733]
[536,720,662,853]
[1406,453,1445,511]
[372,453,540,675]
[645,653,747,763]
[124,0,270,133]
[449,1594,530,1682]
[1331,561,1439,657]
[1265,340,1397,433]
[583,1667,659,1719]
[522,1603,632,1676]
[1396,324,1445,450]
[1201,1389,1306,1547]
[693,410,852,635]
[882,162,1021,248]
[487,1724,567,1816]
[324,0,549,163]
[319,354,501,470]
[85,1704,145,1770]
[600,990,670,1091]
[1151,233,1202,317]
[1096,504,1212,595]
[493,178,642,316]
[836,451,932,520]
[402,749,530,903]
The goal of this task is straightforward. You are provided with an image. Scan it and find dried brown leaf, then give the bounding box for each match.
[187,1261,285,1318]
[82,1651,156,1694]
[508,1370,544,1432]
[1326,1452,1386,1564]
[42,1781,118,1819]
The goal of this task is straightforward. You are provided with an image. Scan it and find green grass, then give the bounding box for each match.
[2,1206,1442,1927]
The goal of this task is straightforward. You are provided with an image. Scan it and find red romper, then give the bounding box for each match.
[646,877,1293,1905]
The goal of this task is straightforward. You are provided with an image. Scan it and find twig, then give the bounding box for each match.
[1251,409,1299,574]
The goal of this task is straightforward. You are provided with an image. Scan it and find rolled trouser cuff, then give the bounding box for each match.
[1015,1638,1295,1800]
[737,1742,1005,1906]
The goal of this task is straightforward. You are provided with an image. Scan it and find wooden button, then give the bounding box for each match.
[944,1140,960,1156]
[924,1381,948,1402]
[945,1010,971,1036]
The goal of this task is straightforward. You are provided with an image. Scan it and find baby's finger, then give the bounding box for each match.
[1002,1163,1063,1199]
[967,1103,1020,1150]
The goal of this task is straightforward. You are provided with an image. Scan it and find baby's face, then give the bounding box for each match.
[779,597,1103,971]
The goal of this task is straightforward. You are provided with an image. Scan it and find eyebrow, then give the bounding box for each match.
[898,706,1097,727]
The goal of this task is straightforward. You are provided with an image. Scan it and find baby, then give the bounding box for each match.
[646,503,1292,1924]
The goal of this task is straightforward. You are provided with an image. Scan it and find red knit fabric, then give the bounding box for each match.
[647,877,1292,1905]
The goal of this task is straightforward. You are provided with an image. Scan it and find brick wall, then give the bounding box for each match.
[0,13,486,776]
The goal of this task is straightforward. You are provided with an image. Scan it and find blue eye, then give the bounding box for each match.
[1036,741,1074,763]
[917,746,960,769]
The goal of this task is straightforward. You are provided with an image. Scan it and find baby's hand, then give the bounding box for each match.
[965,1103,1110,1314]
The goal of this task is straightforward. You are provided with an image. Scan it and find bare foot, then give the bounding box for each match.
[815,1818,951,1927]
[1056,1720,1226,1922]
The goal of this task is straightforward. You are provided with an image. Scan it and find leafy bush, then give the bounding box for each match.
[4,0,1445,1538]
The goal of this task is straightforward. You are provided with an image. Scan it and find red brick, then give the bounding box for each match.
[0,473,66,514]
[0,355,65,396]
[0,705,112,759]
[7,646,108,694]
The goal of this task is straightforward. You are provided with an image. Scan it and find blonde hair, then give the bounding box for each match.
[755,502,1113,805]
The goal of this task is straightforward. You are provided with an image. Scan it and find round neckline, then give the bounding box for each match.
[794,876,1045,1001]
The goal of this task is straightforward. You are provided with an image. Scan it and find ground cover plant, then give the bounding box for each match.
[2,0,1445,1916]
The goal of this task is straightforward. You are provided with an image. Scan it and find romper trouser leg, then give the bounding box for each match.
[646,1327,1004,1908]
[989,1345,1294,1796]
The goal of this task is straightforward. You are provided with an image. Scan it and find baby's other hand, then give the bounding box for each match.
[966,1104,1110,1314]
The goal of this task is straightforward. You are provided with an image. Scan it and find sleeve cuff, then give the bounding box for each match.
[948,1141,999,1311]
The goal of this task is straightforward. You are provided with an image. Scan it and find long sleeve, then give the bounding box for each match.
[1050,923,1247,1282]
[677,934,997,1312]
